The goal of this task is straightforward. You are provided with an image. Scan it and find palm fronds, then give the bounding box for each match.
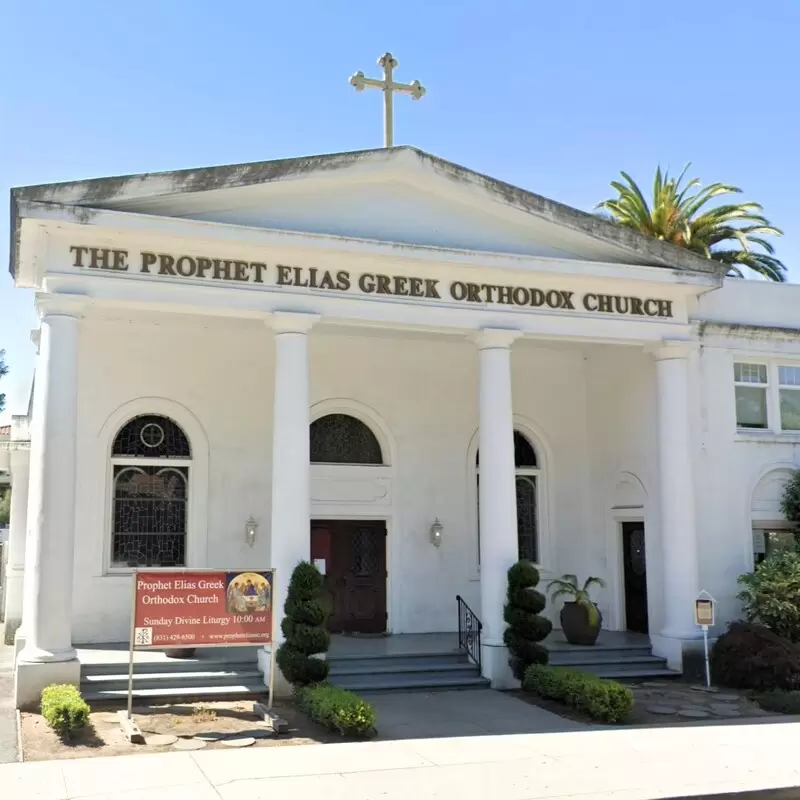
[596,165,785,281]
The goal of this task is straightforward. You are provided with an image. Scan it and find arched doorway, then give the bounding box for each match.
[309,413,388,634]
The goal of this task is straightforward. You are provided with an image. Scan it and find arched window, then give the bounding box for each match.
[476,431,540,564]
[310,414,383,465]
[110,415,192,569]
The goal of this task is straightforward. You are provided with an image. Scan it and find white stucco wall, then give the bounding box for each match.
[70,313,628,643]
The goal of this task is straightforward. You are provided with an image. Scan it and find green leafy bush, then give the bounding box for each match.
[780,470,800,523]
[276,562,330,686]
[752,689,800,715]
[40,684,90,736]
[522,664,633,723]
[503,561,552,680]
[737,550,800,642]
[295,683,376,737]
[710,622,800,691]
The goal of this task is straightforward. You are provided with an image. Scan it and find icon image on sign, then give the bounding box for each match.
[225,571,272,614]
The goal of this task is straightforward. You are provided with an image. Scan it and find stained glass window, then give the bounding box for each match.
[515,476,538,563]
[112,415,191,458]
[111,466,188,568]
[476,431,537,468]
[477,431,539,564]
[310,414,383,464]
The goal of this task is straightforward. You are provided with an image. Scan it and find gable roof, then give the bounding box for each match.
[9,146,724,279]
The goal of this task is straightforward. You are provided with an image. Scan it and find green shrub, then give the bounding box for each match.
[737,550,800,642]
[710,622,800,691]
[40,684,90,736]
[503,561,552,680]
[780,470,800,523]
[276,562,330,686]
[752,689,800,715]
[522,664,633,723]
[295,683,376,737]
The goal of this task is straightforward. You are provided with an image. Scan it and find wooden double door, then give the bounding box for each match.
[310,520,387,635]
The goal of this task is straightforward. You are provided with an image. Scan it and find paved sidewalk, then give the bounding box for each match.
[4,719,800,800]
[0,634,18,763]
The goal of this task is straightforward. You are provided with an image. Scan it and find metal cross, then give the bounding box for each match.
[350,52,426,147]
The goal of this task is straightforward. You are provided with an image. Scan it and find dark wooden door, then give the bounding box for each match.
[622,521,649,634]
[310,520,387,634]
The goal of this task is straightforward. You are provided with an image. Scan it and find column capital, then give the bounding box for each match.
[645,339,698,362]
[267,311,321,335]
[34,293,88,321]
[473,328,522,351]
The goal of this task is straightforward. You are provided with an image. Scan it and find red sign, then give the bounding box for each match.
[132,569,274,649]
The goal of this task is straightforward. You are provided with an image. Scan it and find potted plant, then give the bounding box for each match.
[547,574,606,646]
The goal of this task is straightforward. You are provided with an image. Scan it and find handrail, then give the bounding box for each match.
[456,595,482,671]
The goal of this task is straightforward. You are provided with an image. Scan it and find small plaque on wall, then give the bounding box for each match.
[314,558,326,575]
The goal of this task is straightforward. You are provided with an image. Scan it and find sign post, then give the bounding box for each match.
[694,590,716,689]
[120,568,276,740]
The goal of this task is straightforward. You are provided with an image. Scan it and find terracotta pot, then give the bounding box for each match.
[165,648,196,659]
[560,602,602,646]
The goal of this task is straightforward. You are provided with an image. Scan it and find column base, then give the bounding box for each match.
[651,633,708,675]
[15,657,81,710]
[480,643,517,689]
[257,645,293,699]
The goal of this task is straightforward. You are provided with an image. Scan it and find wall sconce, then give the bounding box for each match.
[429,518,443,548]
[245,517,258,547]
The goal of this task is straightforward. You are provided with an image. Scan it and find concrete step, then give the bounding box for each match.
[328,655,470,675]
[82,658,257,678]
[547,647,654,664]
[548,653,668,668]
[327,651,464,669]
[81,681,267,704]
[82,669,263,691]
[330,671,489,692]
[575,664,679,679]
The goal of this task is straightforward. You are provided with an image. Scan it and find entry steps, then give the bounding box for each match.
[546,638,679,680]
[327,650,490,693]
[80,653,265,704]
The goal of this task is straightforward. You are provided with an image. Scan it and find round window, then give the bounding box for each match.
[140,422,165,449]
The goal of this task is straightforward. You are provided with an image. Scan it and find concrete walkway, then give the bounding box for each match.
[369,689,584,739]
[0,633,18,763]
[4,719,800,799]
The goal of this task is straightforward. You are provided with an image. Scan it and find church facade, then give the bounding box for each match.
[4,147,799,707]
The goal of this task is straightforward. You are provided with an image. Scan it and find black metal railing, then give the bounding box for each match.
[456,595,482,670]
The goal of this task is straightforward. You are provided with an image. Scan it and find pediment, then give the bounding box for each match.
[10,147,722,279]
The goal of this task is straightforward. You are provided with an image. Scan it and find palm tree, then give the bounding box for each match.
[596,165,786,281]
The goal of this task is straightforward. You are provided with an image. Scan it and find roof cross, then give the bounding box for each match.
[350,52,426,147]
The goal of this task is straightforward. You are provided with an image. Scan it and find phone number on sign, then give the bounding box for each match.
[153,633,196,643]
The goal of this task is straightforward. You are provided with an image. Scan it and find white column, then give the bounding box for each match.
[653,341,700,647]
[476,328,521,687]
[3,417,31,646]
[15,308,82,708]
[258,311,318,693]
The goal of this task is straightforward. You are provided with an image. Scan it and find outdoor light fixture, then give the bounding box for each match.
[429,518,443,547]
[245,517,258,547]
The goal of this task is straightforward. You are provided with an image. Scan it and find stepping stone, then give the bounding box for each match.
[679,704,709,712]
[714,693,740,701]
[172,738,207,751]
[195,731,225,742]
[220,736,255,748]
[711,705,741,717]
[645,682,670,688]
[690,685,719,693]
[678,709,710,719]
[647,705,678,715]
[145,734,177,747]
[234,728,274,739]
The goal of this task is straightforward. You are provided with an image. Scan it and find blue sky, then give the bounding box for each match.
[1,0,799,421]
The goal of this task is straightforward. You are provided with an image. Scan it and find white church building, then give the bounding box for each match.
[3,146,799,707]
